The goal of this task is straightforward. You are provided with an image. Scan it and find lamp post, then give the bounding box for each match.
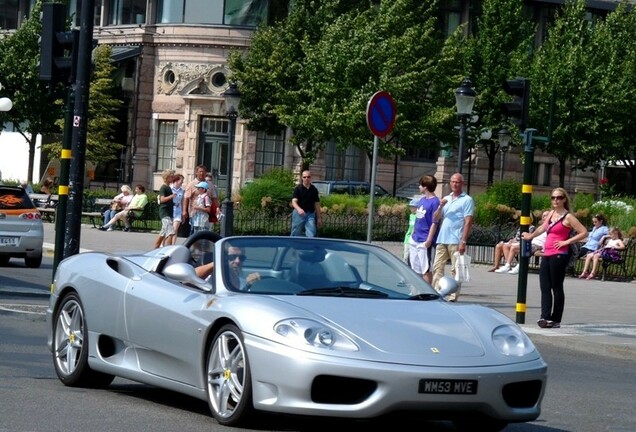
[498,126,511,181]
[221,82,241,237]
[454,78,477,174]
[0,83,12,112]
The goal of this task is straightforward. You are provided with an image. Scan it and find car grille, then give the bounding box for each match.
[502,380,543,408]
[311,375,377,404]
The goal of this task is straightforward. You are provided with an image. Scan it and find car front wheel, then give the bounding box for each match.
[52,292,114,388]
[206,324,254,426]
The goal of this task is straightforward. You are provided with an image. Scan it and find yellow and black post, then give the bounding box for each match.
[516,128,537,324]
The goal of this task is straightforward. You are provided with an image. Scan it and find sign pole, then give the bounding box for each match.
[365,91,396,243]
[366,135,380,242]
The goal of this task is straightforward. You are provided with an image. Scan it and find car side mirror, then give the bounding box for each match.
[163,262,213,292]
[437,276,459,300]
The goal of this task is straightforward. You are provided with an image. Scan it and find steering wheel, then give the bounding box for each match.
[183,231,223,266]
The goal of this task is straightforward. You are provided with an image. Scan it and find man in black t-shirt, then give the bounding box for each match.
[290,170,321,236]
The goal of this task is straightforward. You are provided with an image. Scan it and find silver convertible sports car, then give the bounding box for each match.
[47,232,547,431]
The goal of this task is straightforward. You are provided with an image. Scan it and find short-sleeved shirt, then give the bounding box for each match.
[129,193,148,215]
[158,184,173,219]
[411,195,441,244]
[292,184,320,213]
[436,192,474,245]
[582,225,609,251]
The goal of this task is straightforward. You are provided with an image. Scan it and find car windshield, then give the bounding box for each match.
[219,237,437,299]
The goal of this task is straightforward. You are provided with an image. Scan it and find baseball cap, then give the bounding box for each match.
[195,181,209,190]
[409,197,420,207]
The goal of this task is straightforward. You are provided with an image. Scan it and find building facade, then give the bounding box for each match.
[1,0,626,197]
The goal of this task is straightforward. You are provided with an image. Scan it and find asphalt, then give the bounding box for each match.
[1,222,635,360]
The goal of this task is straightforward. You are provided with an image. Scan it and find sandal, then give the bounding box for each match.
[578,272,589,279]
[586,273,596,280]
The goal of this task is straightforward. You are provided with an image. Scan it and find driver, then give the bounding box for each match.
[195,245,260,289]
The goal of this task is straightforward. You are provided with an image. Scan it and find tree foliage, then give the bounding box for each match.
[43,44,124,164]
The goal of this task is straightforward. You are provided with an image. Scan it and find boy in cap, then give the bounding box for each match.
[191,181,211,233]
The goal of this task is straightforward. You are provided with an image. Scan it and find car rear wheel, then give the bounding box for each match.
[52,293,114,388]
[25,253,42,268]
[206,324,254,426]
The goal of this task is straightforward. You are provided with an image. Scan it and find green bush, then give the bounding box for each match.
[239,167,295,215]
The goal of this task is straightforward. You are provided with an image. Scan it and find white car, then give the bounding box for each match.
[0,185,44,268]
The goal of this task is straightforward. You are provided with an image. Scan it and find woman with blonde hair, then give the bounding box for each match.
[522,187,587,329]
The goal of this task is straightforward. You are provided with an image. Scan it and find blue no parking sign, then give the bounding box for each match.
[366,91,396,138]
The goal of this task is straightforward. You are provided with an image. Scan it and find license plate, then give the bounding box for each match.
[419,379,478,395]
[0,237,18,246]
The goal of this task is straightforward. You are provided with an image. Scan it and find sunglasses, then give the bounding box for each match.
[227,254,246,262]
[551,195,565,201]
[302,176,311,179]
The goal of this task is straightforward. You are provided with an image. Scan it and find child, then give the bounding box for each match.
[403,198,418,264]
[578,227,625,280]
[191,181,211,233]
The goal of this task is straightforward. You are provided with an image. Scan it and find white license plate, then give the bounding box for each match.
[419,379,478,394]
[0,237,18,246]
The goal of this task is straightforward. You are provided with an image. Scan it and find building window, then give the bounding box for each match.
[402,143,438,162]
[107,0,147,25]
[0,0,19,29]
[156,0,268,25]
[437,0,462,37]
[157,121,178,170]
[254,131,285,177]
[324,141,364,180]
[533,162,552,187]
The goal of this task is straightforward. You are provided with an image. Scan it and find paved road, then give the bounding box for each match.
[1,222,634,359]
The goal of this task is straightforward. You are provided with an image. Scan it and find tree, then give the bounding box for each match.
[43,44,124,164]
[580,1,636,190]
[0,1,61,183]
[464,0,534,185]
[530,0,596,187]
[230,0,464,169]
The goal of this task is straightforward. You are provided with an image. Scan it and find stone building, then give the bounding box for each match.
[1,0,626,197]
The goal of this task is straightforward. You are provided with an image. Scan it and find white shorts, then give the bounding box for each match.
[159,216,175,237]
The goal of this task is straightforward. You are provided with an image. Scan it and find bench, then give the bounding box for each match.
[600,237,634,281]
[30,194,59,222]
[82,198,112,228]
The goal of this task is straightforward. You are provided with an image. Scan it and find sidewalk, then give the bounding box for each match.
[6,223,636,359]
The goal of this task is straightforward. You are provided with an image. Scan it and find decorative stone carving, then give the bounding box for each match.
[157,62,230,96]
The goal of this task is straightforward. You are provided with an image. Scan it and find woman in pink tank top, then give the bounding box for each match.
[522,188,587,329]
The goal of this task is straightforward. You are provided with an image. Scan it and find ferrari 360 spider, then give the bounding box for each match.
[47,232,547,431]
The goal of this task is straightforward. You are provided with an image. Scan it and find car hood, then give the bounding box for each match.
[270,296,526,366]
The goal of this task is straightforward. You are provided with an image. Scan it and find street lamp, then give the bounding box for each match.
[498,125,511,181]
[454,78,477,174]
[0,83,12,112]
[221,82,241,237]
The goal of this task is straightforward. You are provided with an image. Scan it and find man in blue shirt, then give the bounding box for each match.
[431,173,474,301]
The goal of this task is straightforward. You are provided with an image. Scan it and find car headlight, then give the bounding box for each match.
[492,325,536,356]
[274,318,359,352]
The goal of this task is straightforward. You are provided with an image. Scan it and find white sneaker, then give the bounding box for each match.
[508,264,520,275]
[107,226,114,232]
[495,264,511,273]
